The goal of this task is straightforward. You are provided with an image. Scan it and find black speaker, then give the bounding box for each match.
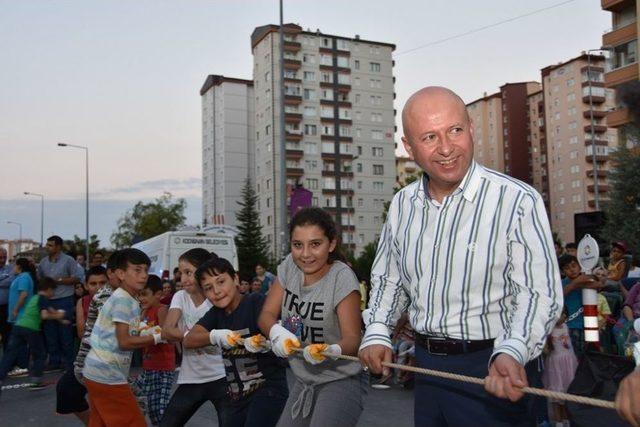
[574,211,606,251]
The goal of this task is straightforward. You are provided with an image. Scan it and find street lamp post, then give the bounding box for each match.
[58,143,89,265]
[23,191,44,247]
[7,221,22,254]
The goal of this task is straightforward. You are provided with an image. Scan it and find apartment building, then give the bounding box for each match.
[541,53,618,243]
[467,92,504,171]
[201,75,254,228]
[602,0,639,145]
[250,24,396,257]
[396,155,420,187]
[527,89,550,211]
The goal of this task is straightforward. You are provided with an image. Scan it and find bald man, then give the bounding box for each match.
[359,87,562,426]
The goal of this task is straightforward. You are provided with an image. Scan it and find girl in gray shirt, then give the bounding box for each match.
[259,208,364,427]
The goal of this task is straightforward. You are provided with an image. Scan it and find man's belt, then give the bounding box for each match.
[415,333,494,356]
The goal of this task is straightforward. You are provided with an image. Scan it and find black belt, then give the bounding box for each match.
[415,333,494,356]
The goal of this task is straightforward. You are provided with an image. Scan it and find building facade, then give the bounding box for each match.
[602,0,639,144]
[527,89,550,212]
[467,92,504,171]
[541,53,618,244]
[201,75,254,228]
[250,24,396,257]
[396,155,420,187]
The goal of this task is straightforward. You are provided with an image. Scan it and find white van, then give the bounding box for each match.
[132,229,238,280]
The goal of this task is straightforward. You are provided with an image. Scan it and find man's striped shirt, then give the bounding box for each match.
[361,161,563,365]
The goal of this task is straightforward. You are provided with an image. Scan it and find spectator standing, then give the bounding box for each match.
[565,242,577,257]
[37,235,81,370]
[0,248,15,351]
[253,263,275,295]
[90,251,106,268]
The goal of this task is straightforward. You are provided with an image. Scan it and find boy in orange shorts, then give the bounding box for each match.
[82,248,164,427]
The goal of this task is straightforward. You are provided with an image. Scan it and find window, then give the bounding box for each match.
[303,53,316,63]
[320,54,332,66]
[266,198,270,208]
[373,165,384,175]
[357,181,362,189]
[339,108,350,119]
[357,198,363,207]
[339,125,351,137]
[322,125,334,136]
[265,125,271,135]
[304,160,318,170]
[321,106,334,118]
[373,181,384,192]
[321,72,332,83]
[612,40,637,69]
[354,77,360,86]
[304,124,317,135]
[372,147,383,157]
[303,89,316,100]
[370,62,381,72]
[337,74,350,84]
[371,112,383,122]
[337,39,349,50]
[337,56,349,67]
[354,59,360,69]
[264,71,270,82]
[305,179,318,190]
[355,94,360,104]
[267,216,271,225]
[357,146,363,155]
[356,163,362,173]
[304,142,317,154]
[321,88,334,100]
[312,197,318,207]
[304,106,316,117]
[303,71,315,81]
[322,38,330,47]
[371,130,383,140]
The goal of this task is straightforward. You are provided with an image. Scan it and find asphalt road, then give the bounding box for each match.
[0,370,414,426]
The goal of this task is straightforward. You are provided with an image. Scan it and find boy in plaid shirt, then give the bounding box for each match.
[134,275,176,425]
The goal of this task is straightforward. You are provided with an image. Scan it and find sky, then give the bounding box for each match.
[0,0,610,247]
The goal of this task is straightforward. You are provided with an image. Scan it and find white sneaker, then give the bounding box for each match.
[7,368,28,377]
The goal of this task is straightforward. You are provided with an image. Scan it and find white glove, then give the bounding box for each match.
[303,344,342,365]
[209,329,240,349]
[269,324,300,358]
[152,333,166,345]
[244,334,272,353]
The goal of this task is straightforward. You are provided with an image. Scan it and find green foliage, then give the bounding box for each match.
[63,234,103,258]
[352,241,379,283]
[110,192,186,249]
[235,179,271,281]
[602,125,640,257]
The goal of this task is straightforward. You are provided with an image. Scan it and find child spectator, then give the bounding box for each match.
[0,277,67,393]
[134,274,176,426]
[184,257,288,426]
[250,278,262,294]
[75,266,108,339]
[238,280,250,295]
[559,254,603,357]
[160,280,174,305]
[541,308,578,427]
[82,248,163,427]
[565,242,577,257]
[56,252,120,425]
[607,241,628,289]
[8,258,36,324]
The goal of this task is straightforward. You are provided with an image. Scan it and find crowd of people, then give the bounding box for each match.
[2,85,640,427]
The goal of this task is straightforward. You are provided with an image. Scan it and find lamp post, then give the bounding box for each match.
[586,48,608,211]
[7,221,22,255]
[23,191,44,247]
[58,143,89,265]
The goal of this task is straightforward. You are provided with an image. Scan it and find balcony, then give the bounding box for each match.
[320,99,352,108]
[286,167,304,177]
[285,131,303,142]
[285,113,303,124]
[284,95,302,105]
[588,184,610,193]
[320,117,352,125]
[285,149,304,159]
[602,0,635,12]
[322,152,353,160]
[283,40,301,53]
[587,169,608,178]
[581,80,605,88]
[583,110,607,119]
[603,22,637,47]
[584,138,609,146]
[283,58,301,70]
[607,107,632,127]
[322,188,354,196]
[605,62,639,87]
[582,94,606,104]
[322,169,354,178]
[585,154,609,163]
[321,134,352,142]
[325,206,355,215]
[584,124,608,133]
[283,76,302,84]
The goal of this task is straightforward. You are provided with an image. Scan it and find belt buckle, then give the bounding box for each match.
[426,336,448,356]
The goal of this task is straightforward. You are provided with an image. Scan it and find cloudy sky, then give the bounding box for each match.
[0,0,609,247]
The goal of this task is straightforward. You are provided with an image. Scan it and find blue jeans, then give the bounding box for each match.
[43,296,75,369]
[414,344,545,427]
[0,326,46,382]
[218,375,289,427]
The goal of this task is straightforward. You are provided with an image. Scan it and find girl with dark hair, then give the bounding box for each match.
[258,207,364,426]
[160,248,228,426]
[183,257,288,426]
[9,258,36,323]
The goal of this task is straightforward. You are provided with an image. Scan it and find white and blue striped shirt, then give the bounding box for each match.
[362,161,563,365]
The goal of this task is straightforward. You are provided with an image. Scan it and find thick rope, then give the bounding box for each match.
[290,347,616,410]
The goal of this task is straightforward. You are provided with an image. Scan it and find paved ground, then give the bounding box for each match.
[0,370,414,426]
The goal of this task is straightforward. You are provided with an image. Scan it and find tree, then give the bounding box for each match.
[63,234,102,258]
[110,192,186,249]
[235,179,271,281]
[602,125,640,257]
[352,241,378,284]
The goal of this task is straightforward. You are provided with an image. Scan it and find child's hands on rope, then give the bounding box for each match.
[209,329,241,349]
[269,324,300,357]
[244,334,272,353]
[139,322,165,345]
[303,343,342,365]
